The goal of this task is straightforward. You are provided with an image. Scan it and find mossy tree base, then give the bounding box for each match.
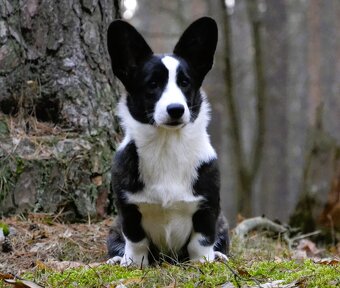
[0,115,117,221]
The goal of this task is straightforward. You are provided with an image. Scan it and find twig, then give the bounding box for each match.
[286,230,321,249]
[290,230,321,242]
[218,259,262,288]
[234,216,287,239]
[218,259,242,288]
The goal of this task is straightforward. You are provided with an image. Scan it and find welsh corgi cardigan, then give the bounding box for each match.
[106,17,229,266]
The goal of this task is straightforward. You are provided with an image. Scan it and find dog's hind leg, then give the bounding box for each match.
[214,214,230,254]
[212,214,230,262]
[107,219,125,260]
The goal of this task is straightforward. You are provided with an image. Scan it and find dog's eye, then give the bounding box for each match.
[179,79,190,88]
[147,80,159,91]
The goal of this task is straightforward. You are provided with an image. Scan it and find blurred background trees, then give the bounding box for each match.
[0,0,339,237]
[127,0,340,234]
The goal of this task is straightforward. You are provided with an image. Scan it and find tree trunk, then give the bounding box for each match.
[290,105,340,237]
[220,0,266,217]
[0,0,120,221]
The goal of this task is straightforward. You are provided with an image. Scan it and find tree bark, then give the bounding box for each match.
[0,0,120,220]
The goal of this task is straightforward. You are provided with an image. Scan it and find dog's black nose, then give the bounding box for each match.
[167,103,185,119]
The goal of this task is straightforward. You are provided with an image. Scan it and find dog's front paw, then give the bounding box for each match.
[106,254,149,267]
[117,237,149,267]
[191,249,216,263]
[106,256,123,265]
[189,250,229,264]
[188,233,216,263]
[214,251,228,262]
[120,253,149,267]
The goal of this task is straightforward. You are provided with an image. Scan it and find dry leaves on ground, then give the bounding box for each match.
[0,214,112,275]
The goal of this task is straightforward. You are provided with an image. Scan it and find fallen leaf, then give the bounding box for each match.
[220,282,235,288]
[123,277,144,285]
[43,260,103,271]
[35,260,49,271]
[256,280,284,288]
[314,257,340,266]
[45,260,84,271]
[4,278,43,288]
[236,267,251,277]
[296,239,322,257]
[291,249,307,260]
[61,229,73,238]
[251,279,300,288]
[0,272,14,280]
[0,229,5,244]
[274,256,283,263]
[164,281,177,288]
[236,213,246,224]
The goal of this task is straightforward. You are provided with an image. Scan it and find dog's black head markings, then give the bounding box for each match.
[107,17,217,129]
[106,17,229,267]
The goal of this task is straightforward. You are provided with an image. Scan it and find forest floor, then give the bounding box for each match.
[0,214,339,287]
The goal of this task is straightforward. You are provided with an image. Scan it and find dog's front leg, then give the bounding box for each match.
[188,159,223,262]
[109,204,149,267]
[187,232,215,262]
[188,209,216,262]
[120,204,149,267]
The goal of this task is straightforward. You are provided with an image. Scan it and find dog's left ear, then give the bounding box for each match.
[174,17,218,85]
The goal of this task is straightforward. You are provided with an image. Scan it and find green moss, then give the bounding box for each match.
[0,222,9,236]
[0,158,16,204]
[24,265,144,288]
[247,259,339,287]
[0,130,115,219]
[0,119,9,137]
[15,157,26,175]
[15,258,338,288]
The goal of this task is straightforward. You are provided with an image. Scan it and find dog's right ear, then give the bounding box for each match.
[107,20,153,86]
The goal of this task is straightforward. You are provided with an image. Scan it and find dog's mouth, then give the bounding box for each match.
[166,121,182,126]
[158,120,186,129]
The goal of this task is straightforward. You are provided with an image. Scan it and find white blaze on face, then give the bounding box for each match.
[153,56,190,127]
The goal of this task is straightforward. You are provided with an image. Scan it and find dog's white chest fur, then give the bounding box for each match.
[138,202,197,253]
[124,131,204,251]
[127,130,206,251]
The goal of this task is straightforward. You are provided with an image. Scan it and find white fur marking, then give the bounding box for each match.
[188,232,215,262]
[153,56,190,126]
[138,202,198,254]
[120,236,149,267]
[214,251,229,262]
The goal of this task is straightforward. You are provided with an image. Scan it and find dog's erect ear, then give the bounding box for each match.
[174,17,218,85]
[107,20,153,86]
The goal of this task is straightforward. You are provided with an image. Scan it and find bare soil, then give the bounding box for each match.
[0,214,112,275]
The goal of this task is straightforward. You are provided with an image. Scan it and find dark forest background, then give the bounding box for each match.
[0,0,339,237]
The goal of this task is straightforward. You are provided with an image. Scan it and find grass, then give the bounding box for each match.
[1,234,339,288]
[247,259,339,287]
[12,258,338,288]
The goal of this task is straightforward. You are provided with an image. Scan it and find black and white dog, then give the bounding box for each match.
[106,17,229,266]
